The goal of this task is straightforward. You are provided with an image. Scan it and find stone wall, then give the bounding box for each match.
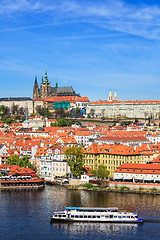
[109,181,160,190]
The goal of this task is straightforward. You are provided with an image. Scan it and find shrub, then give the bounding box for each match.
[138,187,145,191]
[83,182,93,189]
[150,187,158,192]
[119,186,130,191]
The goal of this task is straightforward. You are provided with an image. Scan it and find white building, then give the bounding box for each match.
[87,100,160,119]
[74,132,90,146]
[114,163,160,183]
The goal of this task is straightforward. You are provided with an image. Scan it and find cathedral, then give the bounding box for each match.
[33,71,77,99]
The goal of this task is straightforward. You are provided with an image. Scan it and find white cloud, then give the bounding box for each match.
[1,0,160,39]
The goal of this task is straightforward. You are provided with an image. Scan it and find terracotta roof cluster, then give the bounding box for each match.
[115,163,160,175]
[44,96,89,102]
[90,100,160,105]
[0,164,35,176]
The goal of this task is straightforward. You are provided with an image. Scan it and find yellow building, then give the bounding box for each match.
[83,144,142,177]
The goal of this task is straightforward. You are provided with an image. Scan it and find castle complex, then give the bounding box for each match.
[33,71,76,100]
[1,73,160,119]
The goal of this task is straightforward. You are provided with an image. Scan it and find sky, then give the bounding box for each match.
[1,0,160,102]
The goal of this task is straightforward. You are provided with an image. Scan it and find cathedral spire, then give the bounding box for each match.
[108,89,113,102]
[35,76,37,85]
[114,90,117,101]
[44,70,49,84]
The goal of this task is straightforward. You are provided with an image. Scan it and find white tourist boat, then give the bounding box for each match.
[50,207,143,223]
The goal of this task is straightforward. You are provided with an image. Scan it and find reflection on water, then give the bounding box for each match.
[0,186,160,240]
[52,221,139,234]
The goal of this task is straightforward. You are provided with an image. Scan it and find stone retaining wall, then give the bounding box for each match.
[109,181,160,190]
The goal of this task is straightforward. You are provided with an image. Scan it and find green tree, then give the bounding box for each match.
[5,118,14,124]
[57,118,66,127]
[0,105,11,118]
[67,119,72,126]
[6,155,34,170]
[0,105,5,117]
[36,105,42,115]
[75,107,81,118]
[18,107,25,115]
[54,108,66,119]
[90,169,97,177]
[97,164,110,180]
[6,155,20,165]
[65,146,84,177]
[11,104,19,115]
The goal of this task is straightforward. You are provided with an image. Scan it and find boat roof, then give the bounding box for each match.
[66,207,118,210]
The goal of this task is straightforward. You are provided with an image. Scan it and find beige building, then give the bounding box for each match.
[0,97,33,114]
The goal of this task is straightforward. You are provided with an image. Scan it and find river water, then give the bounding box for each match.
[0,185,160,240]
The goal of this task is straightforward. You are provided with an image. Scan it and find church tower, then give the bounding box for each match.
[108,90,113,102]
[114,90,117,101]
[33,76,39,99]
[40,70,51,99]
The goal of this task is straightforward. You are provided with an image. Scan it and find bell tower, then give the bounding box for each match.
[33,76,39,99]
[108,90,113,102]
[40,70,51,99]
[114,90,117,101]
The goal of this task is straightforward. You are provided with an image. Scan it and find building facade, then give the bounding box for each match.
[87,100,160,119]
[0,97,33,114]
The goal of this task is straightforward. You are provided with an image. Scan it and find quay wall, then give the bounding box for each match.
[108,181,160,190]
[0,184,45,190]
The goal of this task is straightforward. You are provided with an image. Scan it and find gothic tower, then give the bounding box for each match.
[108,90,113,102]
[33,76,39,99]
[114,90,117,101]
[40,70,51,99]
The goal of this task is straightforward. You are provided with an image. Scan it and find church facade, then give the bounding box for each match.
[33,71,77,100]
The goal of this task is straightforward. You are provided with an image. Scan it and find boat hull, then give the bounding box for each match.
[50,217,143,224]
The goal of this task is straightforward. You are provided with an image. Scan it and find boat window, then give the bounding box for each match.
[118,216,122,219]
[114,216,117,218]
[80,215,83,218]
[97,216,100,218]
[75,215,79,218]
[88,216,91,218]
[84,216,88,218]
[55,215,57,217]
[92,216,96,218]
[110,215,113,218]
[105,216,109,218]
[122,216,126,218]
[71,215,74,218]
[63,215,66,218]
[58,215,61,218]
[127,216,130,218]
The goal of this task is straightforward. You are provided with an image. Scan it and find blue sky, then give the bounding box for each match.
[0,0,160,101]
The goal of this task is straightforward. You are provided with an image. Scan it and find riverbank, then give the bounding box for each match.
[0,184,45,191]
[68,182,160,195]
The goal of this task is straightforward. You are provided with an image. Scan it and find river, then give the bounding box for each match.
[0,185,160,240]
